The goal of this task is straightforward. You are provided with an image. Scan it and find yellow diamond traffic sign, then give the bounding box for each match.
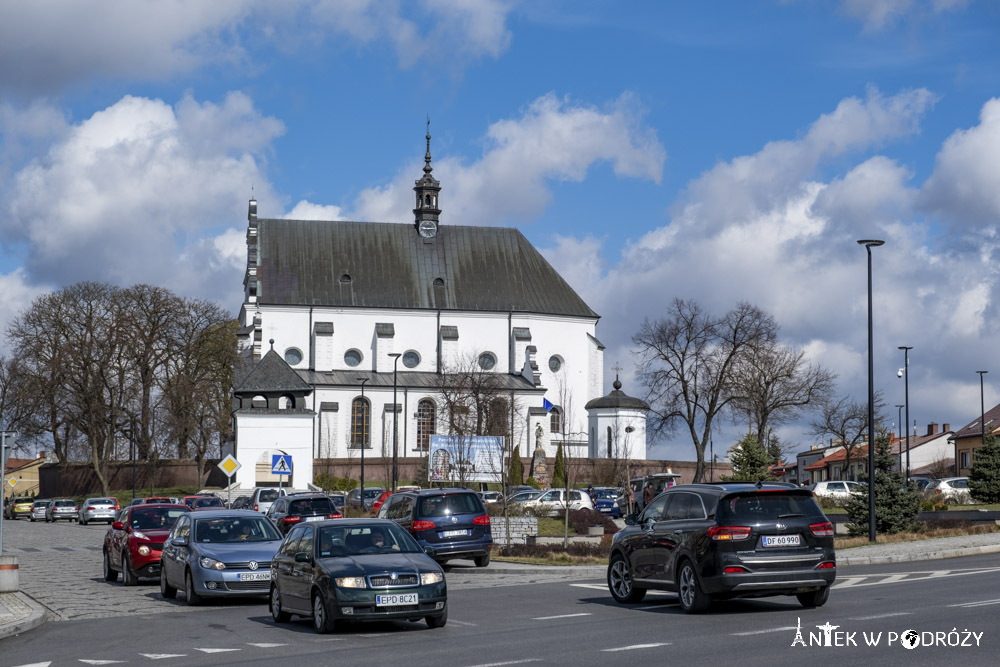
[217,454,241,477]
[6,477,16,488]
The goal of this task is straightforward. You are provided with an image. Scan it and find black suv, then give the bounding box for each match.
[607,482,836,613]
[377,488,492,567]
[266,493,343,535]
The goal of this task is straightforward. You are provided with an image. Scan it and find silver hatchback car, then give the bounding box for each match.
[46,498,79,522]
[79,497,119,525]
[29,500,52,522]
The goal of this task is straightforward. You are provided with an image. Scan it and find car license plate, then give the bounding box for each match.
[305,515,323,521]
[440,529,467,537]
[762,534,800,547]
[376,593,418,606]
[237,572,271,581]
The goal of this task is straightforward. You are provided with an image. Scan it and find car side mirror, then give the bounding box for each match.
[623,514,637,526]
[112,521,124,530]
[171,537,188,547]
[423,546,437,557]
[294,552,312,564]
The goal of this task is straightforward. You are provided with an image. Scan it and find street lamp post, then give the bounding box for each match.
[899,346,912,484]
[389,353,402,492]
[977,370,988,454]
[357,377,369,506]
[858,239,884,543]
[895,404,905,473]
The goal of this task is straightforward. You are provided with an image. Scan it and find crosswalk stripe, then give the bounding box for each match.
[140,655,188,660]
[247,643,287,648]
[194,648,241,653]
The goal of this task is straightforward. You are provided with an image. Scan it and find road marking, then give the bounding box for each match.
[570,583,674,596]
[602,643,671,652]
[833,577,866,587]
[247,643,287,648]
[634,602,675,610]
[194,648,242,653]
[448,619,478,626]
[731,626,797,636]
[78,662,125,665]
[12,663,52,667]
[531,613,592,620]
[465,660,542,667]
[948,598,1000,608]
[849,612,912,620]
[140,655,188,660]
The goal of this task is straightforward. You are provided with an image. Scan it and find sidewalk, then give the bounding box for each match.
[0,590,47,641]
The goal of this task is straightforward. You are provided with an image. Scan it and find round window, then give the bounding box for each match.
[344,349,363,367]
[284,348,303,365]
[402,350,420,368]
[548,355,562,372]
[478,353,496,370]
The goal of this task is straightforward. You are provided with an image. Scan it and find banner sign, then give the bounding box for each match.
[429,435,504,483]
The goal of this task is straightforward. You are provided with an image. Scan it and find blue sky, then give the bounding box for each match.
[1,0,999,461]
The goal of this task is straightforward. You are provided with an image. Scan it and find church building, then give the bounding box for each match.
[231,129,648,489]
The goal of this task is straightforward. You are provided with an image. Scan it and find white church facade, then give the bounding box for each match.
[231,130,648,489]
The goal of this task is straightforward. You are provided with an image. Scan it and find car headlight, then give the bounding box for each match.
[334,576,367,588]
[131,530,149,541]
[420,572,444,585]
[199,556,225,571]
[137,545,151,556]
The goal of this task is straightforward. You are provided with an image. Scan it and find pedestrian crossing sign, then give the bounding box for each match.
[271,455,292,475]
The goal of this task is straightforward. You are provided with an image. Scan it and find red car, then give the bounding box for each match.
[371,490,393,514]
[103,504,190,585]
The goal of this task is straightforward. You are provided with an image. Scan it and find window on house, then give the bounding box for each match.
[607,426,612,458]
[251,395,267,409]
[550,407,561,434]
[278,395,295,410]
[478,352,496,370]
[351,397,370,449]
[284,348,302,365]
[417,399,436,451]
[403,350,420,368]
[344,349,363,367]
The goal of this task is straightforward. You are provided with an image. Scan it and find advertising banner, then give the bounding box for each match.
[429,435,504,483]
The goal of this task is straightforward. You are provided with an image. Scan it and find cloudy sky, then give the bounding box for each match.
[1,1,998,460]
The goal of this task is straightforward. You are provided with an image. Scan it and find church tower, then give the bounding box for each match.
[413,119,441,238]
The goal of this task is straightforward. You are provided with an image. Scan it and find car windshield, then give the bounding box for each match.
[289,498,335,514]
[593,489,618,500]
[192,497,224,509]
[257,490,281,502]
[144,498,170,504]
[194,516,282,543]
[91,498,114,505]
[130,507,188,530]
[55,500,75,507]
[417,493,483,517]
[363,489,383,500]
[717,492,821,522]
[33,501,50,508]
[317,524,421,557]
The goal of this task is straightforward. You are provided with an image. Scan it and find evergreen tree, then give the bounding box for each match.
[552,442,566,489]
[845,433,920,536]
[508,444,523,486]
[969,435,1000,503]
[721,434,775,482]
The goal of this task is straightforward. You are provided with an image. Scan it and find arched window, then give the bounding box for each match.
[417,399,436,451]
[278,395,295,410]
[351,397,370,449]
[251,395,267,409]
[607,426,613,458]
[550,407,561,434]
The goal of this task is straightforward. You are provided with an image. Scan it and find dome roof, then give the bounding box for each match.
[585,377,650,411]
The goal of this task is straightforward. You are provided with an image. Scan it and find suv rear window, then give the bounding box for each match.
[257,489,281,502]
[417,493,484,517]
[716,492,821,523]
[290,498,335,514]
[55,500,76,507]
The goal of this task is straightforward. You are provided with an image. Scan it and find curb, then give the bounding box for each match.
[453,565,607,576]
[839,543,1000,566]
[0,592,48,641]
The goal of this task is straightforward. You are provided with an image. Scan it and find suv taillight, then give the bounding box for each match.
[707,526,751,541]
[328,513,342,519]
[810,521,834,537]
[283,516,301,524]
[412,520,436,531]
[473,514,490,526]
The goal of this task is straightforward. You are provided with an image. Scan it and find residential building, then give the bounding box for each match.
[952,403,1000,476]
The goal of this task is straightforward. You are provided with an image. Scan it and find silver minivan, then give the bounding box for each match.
[249,487,286,514]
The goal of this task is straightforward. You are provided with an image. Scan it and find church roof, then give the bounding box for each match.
[235,348,313,395]
[254,220,599,318]
[299,369,543,393]
[585,378,650,411]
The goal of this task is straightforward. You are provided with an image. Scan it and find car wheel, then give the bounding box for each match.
[103,550,119,582]
[160,566,177,599]
[185,570,202,606]
[474,552,491,568]
[607,553,646,603]
[80,517,87,525]
[425,607,448,629]
[122,552,139,586]
[677,560,711,613]
[312,592,335,634]
[30,518,35,522]
[270,584,290,623]
[797,586,830,608]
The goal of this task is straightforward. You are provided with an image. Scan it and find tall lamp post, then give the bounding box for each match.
[858,239,884,543]
[389,353,402,492]
[357,377,369,505]
[899,346,912,484]
[977,370,988,455]
[895,404,905,473]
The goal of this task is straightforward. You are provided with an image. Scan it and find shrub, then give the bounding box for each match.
[313,473,355,492]
[557,508,618,535]
[498,540,611,559]
[525,477,541,490]
[509,444,523,486]
[845,432,920,535]
[969,435,1000,503]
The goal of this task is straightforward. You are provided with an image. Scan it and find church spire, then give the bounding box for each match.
[414,117,441,238]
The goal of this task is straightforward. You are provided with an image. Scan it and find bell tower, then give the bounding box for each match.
[413,118,441,238]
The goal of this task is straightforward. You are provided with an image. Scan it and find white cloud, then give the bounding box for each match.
[283,200,346,221]
[353,92,665,225]
[0,269,51,355]
[920,97,1000,226]
[2,92,284,301]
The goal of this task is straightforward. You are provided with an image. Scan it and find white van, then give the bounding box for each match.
[249,487,286,514]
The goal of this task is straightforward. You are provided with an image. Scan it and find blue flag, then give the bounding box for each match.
[542,398,553,412]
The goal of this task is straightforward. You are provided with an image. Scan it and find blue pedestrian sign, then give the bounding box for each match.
[271,455,292,475]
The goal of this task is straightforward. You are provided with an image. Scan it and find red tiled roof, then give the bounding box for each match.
[3,458,34,472]
[953,403,1000,440]
[803,445,867,470]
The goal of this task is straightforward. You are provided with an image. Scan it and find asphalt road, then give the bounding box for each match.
[2,518,998,666]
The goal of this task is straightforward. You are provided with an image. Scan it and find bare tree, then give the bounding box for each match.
[729,344,835,448]
[633,299,777,483]
[809,392,886,481]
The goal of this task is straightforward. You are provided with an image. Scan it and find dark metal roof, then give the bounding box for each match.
[298,369,544,393]
[585,379,650,411]
[255,219,599,318]
[235,349,313,394]
[953,403,1000,440]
